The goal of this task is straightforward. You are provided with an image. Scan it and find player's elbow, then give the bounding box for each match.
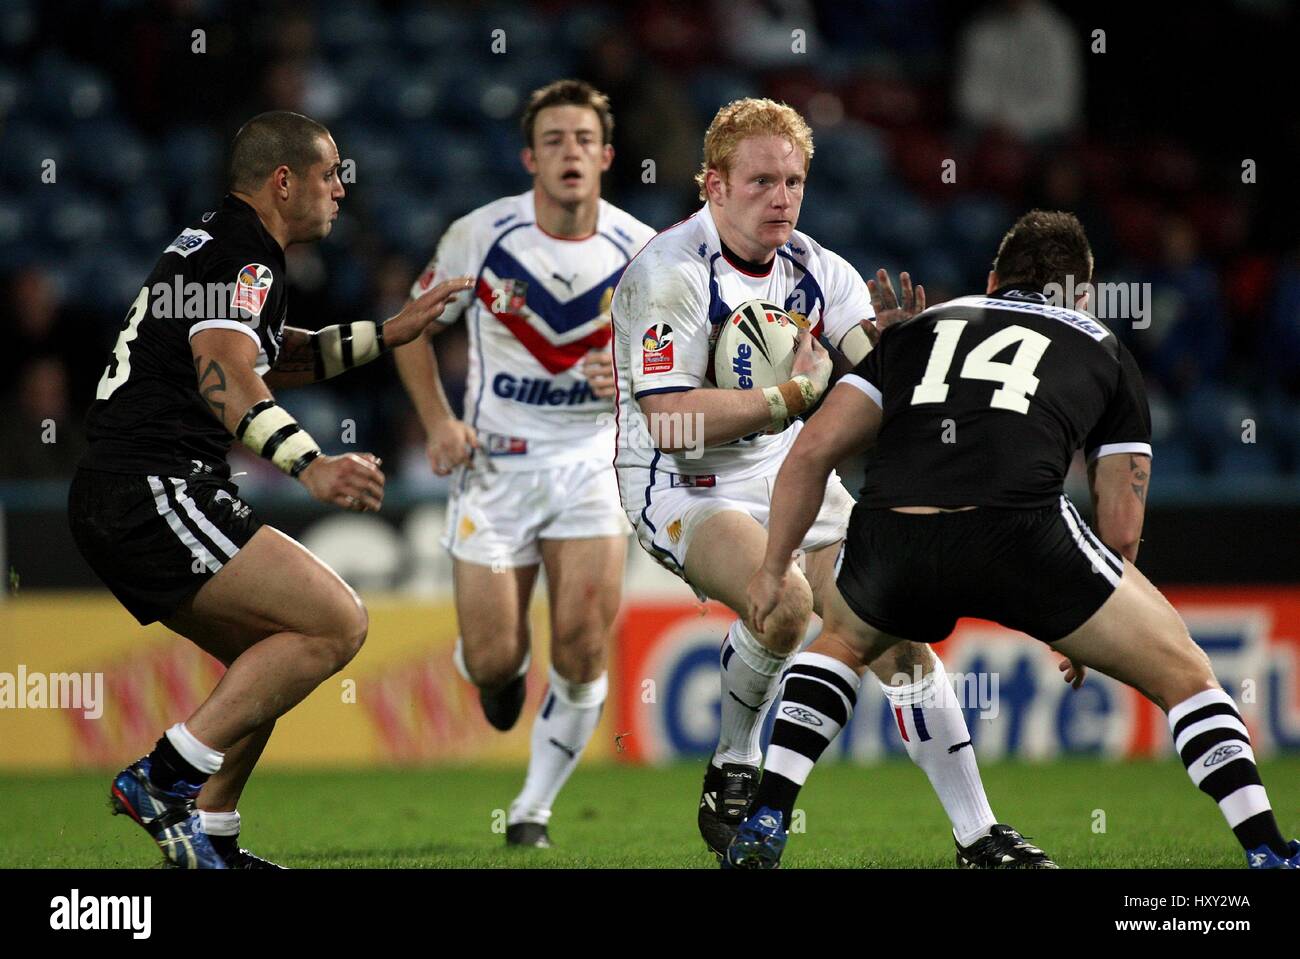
[1096,503,1144,562]
[636,393,691,453]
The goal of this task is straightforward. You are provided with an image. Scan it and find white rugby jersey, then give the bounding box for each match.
[411,191,655,470]
[612,202,874,497]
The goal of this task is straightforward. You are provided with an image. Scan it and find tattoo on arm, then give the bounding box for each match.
[1130,454,1149,503]
[272,328,318,374]
[195,356,227,420]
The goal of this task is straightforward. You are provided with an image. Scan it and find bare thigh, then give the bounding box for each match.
[453,557,539,688]
[540,535,626,682]
[163,525,366,662]
[1051,560,1216,711]
[685,509,813,653]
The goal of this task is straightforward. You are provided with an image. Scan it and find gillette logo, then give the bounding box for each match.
[493,373,599,406]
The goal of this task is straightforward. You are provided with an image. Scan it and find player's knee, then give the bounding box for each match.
[461,639,528,690]
[551,634,607,684]
[312,590,368,673]
[869,640,933,683]
[1150,630,1217,709]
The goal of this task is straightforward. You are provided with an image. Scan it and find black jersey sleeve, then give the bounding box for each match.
[840,339,883,407]
[1084,341,1152,462]
[185,244,284,360]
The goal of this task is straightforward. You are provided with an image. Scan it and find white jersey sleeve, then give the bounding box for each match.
[616,243,711,398]
[409,211,480,325]
[816,245,875,354]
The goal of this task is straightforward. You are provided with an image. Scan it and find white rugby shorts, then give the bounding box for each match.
[444,456,629,568]
[625,465,855,581]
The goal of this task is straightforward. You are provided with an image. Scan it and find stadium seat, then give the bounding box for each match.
[0,120,67,188]
[813,121,890,190]
[30,51,113,121]
[71,119,149,189]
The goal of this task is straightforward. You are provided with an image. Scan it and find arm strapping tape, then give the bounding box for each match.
[312,321,387,380]
[235,399,322,477]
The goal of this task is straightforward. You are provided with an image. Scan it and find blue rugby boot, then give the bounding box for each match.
[722,806,787,870]
[1245,839,1300,869]
[109,757,226,869]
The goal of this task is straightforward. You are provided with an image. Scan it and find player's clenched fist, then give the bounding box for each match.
[383,276,475,347]
[426,418,478,476]
[299,452,386,511]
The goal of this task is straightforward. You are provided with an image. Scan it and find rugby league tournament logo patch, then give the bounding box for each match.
[642,323,674,373]
[232,263,273,316]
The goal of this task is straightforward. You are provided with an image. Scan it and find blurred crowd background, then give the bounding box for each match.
[3,0,1299,500]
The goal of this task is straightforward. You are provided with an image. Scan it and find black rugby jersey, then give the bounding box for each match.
[81,195,288,477]
[844,288,1151,509]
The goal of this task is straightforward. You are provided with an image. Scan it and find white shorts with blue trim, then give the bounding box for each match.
[624,465,855,585]
[443,456,629,568]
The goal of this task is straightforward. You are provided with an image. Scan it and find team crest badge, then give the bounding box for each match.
[232,263,273,317]
[642,323,674,374]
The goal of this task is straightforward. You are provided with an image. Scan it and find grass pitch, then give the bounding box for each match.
[3,758,1296,869]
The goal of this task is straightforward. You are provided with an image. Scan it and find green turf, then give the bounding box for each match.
[2,758,1296,868]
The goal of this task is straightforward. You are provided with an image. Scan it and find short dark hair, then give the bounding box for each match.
[520,79,613,148]
[992,210,1094,292]
[228,111,331,192]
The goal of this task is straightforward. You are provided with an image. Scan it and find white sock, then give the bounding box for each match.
[165,722,224,775]
[198,809,241,837]
[714,619,793,768]
[881,658,995,847]
[508,667,606,826]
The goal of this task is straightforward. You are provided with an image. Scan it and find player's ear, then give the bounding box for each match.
[600,142,613,172]
[521,147,537,176]
[985,271,997,294]
[272,164,292,199]
[705,169,725,204]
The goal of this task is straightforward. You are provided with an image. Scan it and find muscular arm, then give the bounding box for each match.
[192,329,275,434]
[263,327,321,389]
[262,276,473,391]
[761,384,882,575]
[637,329,832,451]
[637,387,772,450]
[1087,453,1150,562]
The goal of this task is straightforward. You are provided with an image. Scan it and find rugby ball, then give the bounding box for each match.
[713,300,801,391]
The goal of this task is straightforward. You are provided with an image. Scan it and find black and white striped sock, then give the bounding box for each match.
[751,652,860,823]
[1168,687,1289,856]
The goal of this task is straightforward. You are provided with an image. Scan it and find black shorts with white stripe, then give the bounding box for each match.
[68,467,263,625]
[836,495,1122,644]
